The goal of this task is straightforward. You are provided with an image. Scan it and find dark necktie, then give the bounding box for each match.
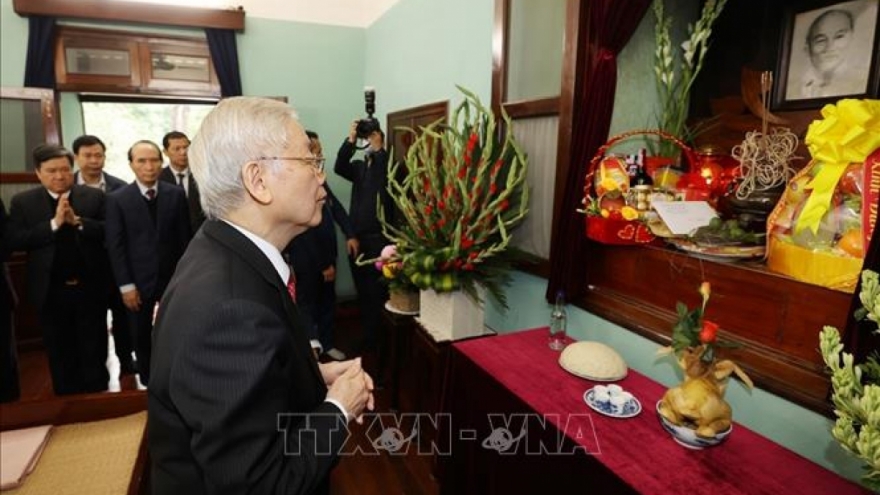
[145,189,156,201]
[177,173,185,186]
[286,273,297,303]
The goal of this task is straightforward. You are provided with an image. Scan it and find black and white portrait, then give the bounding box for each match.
[777,0,879,107]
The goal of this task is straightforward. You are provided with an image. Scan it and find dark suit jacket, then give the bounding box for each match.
[6,186,106,308]
[105,182,191,300]
[149,220,346,495]
[73,171,127,193]
[159,166,205,234]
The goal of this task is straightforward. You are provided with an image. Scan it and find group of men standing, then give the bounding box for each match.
[2,132,198,396]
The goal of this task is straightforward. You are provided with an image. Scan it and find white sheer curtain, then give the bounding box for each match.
[509,115,558,259]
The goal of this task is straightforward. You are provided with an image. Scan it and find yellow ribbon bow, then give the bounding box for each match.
[797,99,880,234]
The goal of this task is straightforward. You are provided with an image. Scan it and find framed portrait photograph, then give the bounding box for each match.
[773,0,880,110]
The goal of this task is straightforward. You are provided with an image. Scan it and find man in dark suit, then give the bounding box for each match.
[0,199,20,402]
[285,131,358,361]
[106,140,190,386]
[72,134,136,376]
[335,122,393,353]
[149,97,374,494]
[7,144,109,395]
[159,131,205,235]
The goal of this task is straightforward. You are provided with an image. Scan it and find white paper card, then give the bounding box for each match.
[652,201,718,236]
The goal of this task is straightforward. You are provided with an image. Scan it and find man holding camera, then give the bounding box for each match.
[334,120,392,357]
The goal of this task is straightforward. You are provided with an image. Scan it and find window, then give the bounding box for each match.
[80,98,214,182]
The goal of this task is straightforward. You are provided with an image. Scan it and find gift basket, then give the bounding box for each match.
[581,129,697,245]
[766,99,880,292]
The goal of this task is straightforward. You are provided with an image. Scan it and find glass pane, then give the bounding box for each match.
[65,47,131,76]
[81,100,214,183]
[506,0,566,101]
[151,54,210,82]
[0,99,45,173]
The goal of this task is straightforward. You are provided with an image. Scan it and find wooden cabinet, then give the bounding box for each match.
[579,243,851,414]
[55,27,220,98]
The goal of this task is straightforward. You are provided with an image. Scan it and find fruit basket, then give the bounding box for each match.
[581,129,697,245]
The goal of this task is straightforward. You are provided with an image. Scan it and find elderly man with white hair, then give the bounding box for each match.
[148,97,375,495]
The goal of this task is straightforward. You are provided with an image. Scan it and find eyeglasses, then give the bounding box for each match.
[256,156,325,173]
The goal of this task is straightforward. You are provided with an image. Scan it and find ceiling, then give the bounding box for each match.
[119,0,401,27]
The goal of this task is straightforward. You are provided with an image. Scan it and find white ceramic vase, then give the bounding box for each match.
[416,288,485,342]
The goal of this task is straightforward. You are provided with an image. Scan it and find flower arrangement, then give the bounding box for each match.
[664,282,740,363]
[652,0,727,157]
[372,244,419,293]
[380,86,529,307]
[819,270,880,491]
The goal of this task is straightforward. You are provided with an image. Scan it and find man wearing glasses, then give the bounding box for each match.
[149,97,374,494]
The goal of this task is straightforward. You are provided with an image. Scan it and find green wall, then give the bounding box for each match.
[0,0,865,484]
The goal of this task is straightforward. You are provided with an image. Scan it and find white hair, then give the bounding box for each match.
[189,97,299,219]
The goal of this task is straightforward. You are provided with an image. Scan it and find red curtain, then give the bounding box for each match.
[546,0,652,302]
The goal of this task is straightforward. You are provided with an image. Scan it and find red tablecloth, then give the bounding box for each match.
[450,328,869,495]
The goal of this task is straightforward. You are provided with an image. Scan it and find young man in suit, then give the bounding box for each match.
[7,144,109,395]
[72,134,136,376]
[285,130,358,361]
[149,97,374,494]
[105,140,190,386]
[159,131,205,234]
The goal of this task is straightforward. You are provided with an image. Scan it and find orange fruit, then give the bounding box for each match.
[837,229,864,258]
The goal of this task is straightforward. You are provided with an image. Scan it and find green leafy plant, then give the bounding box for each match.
[652,0,727,157]
[379,86,529,308]
[819,270,880,491]
[667,282,739,363]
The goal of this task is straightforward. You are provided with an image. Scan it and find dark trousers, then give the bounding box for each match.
[294,269,338,351]
[40,283,109,395]
[108,286,134,368]
[129,293,158,385]
[347,234,387,351]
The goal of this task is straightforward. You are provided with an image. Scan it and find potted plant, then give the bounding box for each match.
[819,270,880,491]
[379,86,529,340]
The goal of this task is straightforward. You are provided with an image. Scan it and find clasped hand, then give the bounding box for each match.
[322,358,375,424]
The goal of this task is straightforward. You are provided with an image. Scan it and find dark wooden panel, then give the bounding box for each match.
[13,0,245,31]
[8,252,41,351]
[578,243,850,414]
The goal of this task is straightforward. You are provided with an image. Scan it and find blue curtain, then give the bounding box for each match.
[24,16,56,89]
[205,28,242,97]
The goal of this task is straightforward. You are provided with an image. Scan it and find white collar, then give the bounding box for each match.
[135,181,157,196]
[221,219,290,285]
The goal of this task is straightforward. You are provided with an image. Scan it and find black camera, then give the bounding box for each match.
[355,88,380,139]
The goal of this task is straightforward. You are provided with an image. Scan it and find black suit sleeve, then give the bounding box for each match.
[105,192,133,287]
[174,192,192,246]
[6,194,53,253]
[76,192,105,242]
[172,299,346,494]
[324,184,354,240]
[333,140,358,182]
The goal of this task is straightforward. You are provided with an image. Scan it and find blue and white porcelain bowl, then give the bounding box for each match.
[655,401,732,449]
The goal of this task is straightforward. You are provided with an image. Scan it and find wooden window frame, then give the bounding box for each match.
[55,26,221,98]
[0,87,61,183]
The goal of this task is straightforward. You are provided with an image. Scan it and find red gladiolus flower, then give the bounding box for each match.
[438,200,446,210]
[467,132,478,152]
[463,263,475,271]
[489,183,498,195]
[699,320,719,344]
[500,199,510,211]
[424,205,433,215]
[461,238,474,249]
[437,218,447,228]
[458,167,467,179]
